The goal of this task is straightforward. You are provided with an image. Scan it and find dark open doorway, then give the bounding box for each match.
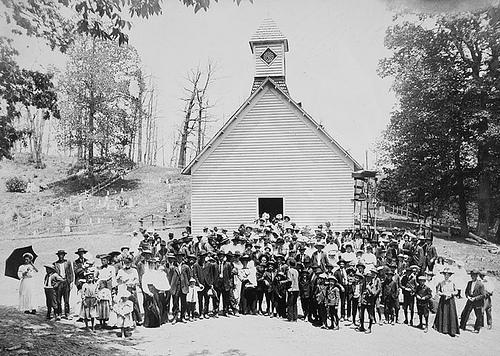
[258,197,283,221]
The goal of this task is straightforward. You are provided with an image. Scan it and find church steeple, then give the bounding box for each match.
[249,19,289,94]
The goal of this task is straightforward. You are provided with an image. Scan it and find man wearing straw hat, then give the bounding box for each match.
[459,269,486,333]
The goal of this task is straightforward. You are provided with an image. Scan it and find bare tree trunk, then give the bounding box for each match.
[178,87,197,169]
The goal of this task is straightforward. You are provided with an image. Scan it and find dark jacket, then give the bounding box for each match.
[464,279,486,308]
[169,263,191,295]
[53,259,74,285]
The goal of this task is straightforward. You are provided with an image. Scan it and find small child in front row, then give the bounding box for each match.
[415,275,432,333]
[326,276,340,330]
[43,264,63,320]
[315,274,328,329]
[186,278,204,321]
[97,280,112,329]
[80,272,98,331]
[114,287,134,338]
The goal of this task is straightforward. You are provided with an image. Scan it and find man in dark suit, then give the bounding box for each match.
[221,251,235,316]
[334,259,349,321]
[460,269,486,333]
[310,241,330,274]
[202,253,217,318]
[295,245,311,266]
[192,252,207,318]
[53,250,74,319]
[424,237,437,272]
[169,253,191,324]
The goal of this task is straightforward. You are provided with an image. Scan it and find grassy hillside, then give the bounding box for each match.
[0,154,190,238]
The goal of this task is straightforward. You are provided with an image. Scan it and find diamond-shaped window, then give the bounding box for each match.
[260,48,277,65]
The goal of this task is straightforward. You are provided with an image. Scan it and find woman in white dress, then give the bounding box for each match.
[18,252,38,314]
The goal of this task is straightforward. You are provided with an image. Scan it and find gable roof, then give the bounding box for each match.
[249,18,289,53]
[182,77,362,175]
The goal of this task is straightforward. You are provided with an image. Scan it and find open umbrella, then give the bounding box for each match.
[5,245,38,280]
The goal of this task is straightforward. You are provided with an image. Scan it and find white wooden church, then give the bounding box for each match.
[182,19,362,234]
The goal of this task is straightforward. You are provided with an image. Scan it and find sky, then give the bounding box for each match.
[2,0,498,167]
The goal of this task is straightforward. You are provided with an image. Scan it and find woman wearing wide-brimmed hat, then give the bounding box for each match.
[18,252,38,314]
[433,267,460,337]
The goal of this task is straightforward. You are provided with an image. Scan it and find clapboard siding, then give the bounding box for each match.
[190,86,355,234]
[254,43,285,77]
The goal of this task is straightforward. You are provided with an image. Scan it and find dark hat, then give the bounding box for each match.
[233,251,242,257]
[96,253,109,259]
[141,249,153,255]
[120,246,130,251]
[160,240,167,246]
[56,249,67,255]
[469,269,480,275]
[217,250,225,255]
[198,251,208,256]
[240,254,251,261]
[226,251,234,257]
[298,245,306,251]
[43,264,56,271]
[337,259,347,265]
[275,253,286,260]
[75,248,88,255]
[314,241,326,248]
[268,260,277,268]
[187,254,197,260]
[167,253,176,259]
[327,275,338,282]
[108,251,121,258]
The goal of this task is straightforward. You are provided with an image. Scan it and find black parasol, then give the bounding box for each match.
[5,245,38,280]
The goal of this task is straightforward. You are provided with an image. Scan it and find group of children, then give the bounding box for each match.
[43,262,134,337]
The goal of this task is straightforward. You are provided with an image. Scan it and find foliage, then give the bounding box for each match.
[0,36,59,162]
[379,7,500,238]
[57,35,142,174]
[0,0,251,52]
[5,176,27,193]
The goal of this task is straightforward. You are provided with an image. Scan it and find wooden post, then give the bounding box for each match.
[166,202,171,213]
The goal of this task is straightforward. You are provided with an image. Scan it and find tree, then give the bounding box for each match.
[0,36,59,163]
[57,35,142,175]
[174,63,216,169]
[0,0,252,53]
[379,8,500,239]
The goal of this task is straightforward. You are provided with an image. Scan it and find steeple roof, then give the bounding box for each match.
[249,18,289,53]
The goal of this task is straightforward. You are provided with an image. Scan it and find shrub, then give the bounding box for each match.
[5,176,27,193]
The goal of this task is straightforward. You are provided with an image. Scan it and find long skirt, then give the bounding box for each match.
[433,296,459,336]
[98,300,110,320]
[19,277,36,311]
[143,289,161,328]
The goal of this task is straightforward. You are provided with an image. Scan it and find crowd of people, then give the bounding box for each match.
[17,213,495,338]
